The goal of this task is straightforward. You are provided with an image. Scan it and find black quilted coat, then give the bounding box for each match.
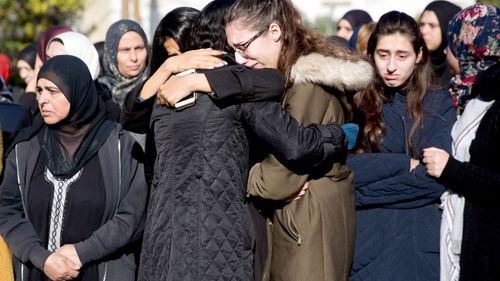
[138,95,345,281]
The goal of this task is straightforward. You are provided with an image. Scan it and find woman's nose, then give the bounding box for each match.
[387,57,397,73]
[130,50,138,62]
[37,91,48,105]
[234,52,248,65]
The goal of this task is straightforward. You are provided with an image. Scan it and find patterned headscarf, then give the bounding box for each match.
[448,3,500,109]
[99,19,150,107]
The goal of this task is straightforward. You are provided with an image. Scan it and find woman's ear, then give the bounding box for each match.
[269,22,282,42]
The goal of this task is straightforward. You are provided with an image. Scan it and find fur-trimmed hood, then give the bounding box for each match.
[290,53,373,92]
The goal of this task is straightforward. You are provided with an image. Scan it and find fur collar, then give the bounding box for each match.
[290,53,373,92]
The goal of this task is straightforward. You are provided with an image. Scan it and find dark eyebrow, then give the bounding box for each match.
[119,44,145,51]
[396,51,412,55]
[40,85,60,92]
[376,49,412,55]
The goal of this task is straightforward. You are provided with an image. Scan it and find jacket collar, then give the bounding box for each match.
[290,53,373,92]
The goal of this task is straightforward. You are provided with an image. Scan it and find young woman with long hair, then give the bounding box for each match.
[347,11,456,281]
[218,0,374,280]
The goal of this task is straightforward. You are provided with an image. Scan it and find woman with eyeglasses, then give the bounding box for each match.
[221,0,372,280]
[158,0,372,280]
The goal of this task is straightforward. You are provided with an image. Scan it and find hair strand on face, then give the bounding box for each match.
[226,0,364,86]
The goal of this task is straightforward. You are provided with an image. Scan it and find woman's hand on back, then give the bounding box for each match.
[164,49,226,74]
[140,49,224,101]
[156,73,211,106]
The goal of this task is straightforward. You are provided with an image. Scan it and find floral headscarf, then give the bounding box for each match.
[448,3,500,109]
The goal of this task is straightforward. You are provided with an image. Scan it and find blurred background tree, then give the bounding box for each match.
[303,15,337,37]
[0,0,84,85]
[482,0,500,7]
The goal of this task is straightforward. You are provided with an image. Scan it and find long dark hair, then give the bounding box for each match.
[150,7,200,73]
[226,0,362,85]
[355,11,433,155]
[186,0,236,52]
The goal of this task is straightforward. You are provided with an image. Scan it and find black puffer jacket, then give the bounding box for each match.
[138,94,345,281]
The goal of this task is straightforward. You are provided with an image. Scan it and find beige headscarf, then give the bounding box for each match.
[47,31,101,81]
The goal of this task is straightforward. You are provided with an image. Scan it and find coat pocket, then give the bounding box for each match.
[278,206,303,246]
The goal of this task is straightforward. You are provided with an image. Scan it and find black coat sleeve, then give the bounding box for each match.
[237,101,346,174]
[440,101,500,202]
[204,65,284,102]
[121,81,155,134]
[441,157,500,202]
[122,65,284,133]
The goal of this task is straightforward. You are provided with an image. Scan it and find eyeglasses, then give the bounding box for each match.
[233,29,266,54]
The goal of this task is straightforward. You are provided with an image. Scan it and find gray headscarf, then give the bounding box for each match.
[99,19,150,107]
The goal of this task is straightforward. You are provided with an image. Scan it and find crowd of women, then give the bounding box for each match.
[0,0,499,280]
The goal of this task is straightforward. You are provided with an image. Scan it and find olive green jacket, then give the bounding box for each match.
[248,53,373,281]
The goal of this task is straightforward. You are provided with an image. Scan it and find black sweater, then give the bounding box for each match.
[121,65,284,134]
[440,65,500,281]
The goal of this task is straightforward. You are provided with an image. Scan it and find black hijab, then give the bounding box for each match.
[422,1,461,86]
[17,43,37,69]
[11,55,114,179]
[340,10,372,31]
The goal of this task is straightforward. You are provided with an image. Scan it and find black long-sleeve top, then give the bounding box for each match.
[121,65,285,134]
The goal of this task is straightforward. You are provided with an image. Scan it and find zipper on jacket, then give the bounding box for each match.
[401,115,410,155]
[102,263,108,281]
[283,207,303,246]
[100,137,119,281]
[115,138,121,216]
[15,145,28,220]
[15,145,28,281]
